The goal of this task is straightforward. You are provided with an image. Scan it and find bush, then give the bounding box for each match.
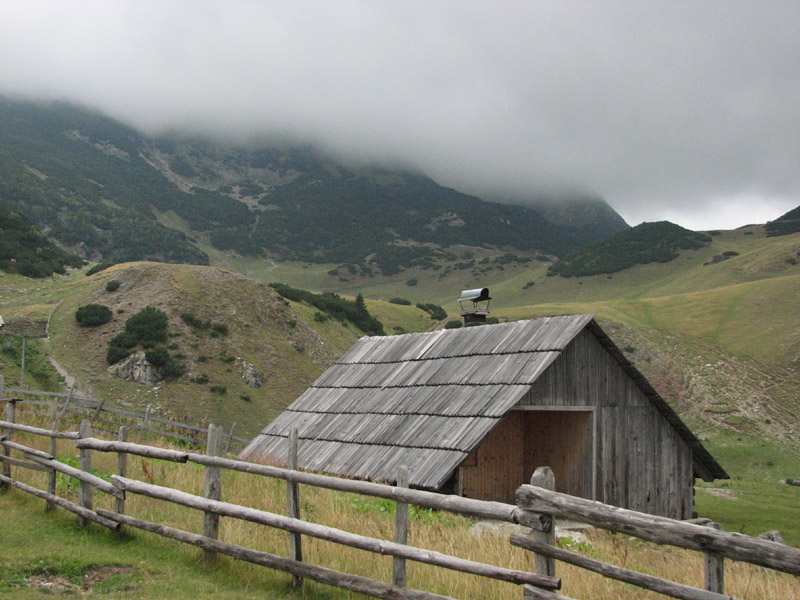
[86,262,113,276]
[125,306,168,347]
[210,384,227,396]
[105,280,121,292]
[145,346,170,368]
[444,319,463,329]
[211,322,229,336]
[416,303,447,321]
[110,332,138,349]
[106,345,131,365]
[389,297,412,305]
[486,316,500,324]
[406,278,418,286]
[75,304,113,327]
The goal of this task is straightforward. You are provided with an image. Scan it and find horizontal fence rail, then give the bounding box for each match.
[1,382,249,451]
[516,482,800,577]
[0,405,561,599]
[1,398,797,600]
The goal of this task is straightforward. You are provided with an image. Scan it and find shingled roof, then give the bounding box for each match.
[239,314,726,488]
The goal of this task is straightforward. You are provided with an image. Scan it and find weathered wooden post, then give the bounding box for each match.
[139,405,152,442]
[1,397,16,488]
[202,422,222,560]
[20,338,26,388]
[224,422,236,454]
[47,397,59,509]
[78,420,93,526]
[530,467,556,577]
[393,465,410,588]
[287,427,303,586]
[116,426,128,516]
[704,522,724,594]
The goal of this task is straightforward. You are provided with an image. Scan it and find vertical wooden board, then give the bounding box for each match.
[616,407,630,509]
[644,408,656,515]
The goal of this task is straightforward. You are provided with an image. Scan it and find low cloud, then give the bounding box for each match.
[1,1,798,229]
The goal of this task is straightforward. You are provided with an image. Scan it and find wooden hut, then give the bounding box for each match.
[240,315,727,518]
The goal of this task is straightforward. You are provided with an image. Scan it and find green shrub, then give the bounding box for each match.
[416,303,447,321]
[106,345,131,365]
[192,373,210,384]
[389,297,412,305]
[125,306,168,347]
[145,346,170,368]
[486,316,500,324]
[211,322,229,336]
[105,280,121,292]
[86,262,113,276]
[75,304,112,327]
[444,319,463,329]
[110,332,137,349]
[210,384,227,395]
[406,278,418,286]
[269,284,384,335]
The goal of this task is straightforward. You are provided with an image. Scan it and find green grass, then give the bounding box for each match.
[0,491,303,599]
[696,432,800,545]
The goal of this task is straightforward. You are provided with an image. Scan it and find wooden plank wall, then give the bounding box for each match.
[459,415,525,502]
[518,329,695,519]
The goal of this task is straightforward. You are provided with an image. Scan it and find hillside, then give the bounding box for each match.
[0,198,83,277]
[0,97,627,275]
[547,221,711,278]
[2,262,383,437]
[766,204,800,237]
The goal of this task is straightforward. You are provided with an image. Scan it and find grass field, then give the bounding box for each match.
[1,409,798,600]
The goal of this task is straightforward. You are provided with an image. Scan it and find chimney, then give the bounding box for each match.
[458,288,491,327]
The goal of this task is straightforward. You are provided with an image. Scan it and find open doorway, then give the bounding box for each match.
[520,409,595,499]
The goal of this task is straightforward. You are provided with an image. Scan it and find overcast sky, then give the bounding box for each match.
[1,1,798,230]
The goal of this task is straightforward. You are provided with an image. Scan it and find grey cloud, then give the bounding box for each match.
[1,0,798,229]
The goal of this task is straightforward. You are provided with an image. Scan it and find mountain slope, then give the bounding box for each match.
[766,204,800,237]
[0,97,628,273]
[547,221,711,277]
[0,198,83,277]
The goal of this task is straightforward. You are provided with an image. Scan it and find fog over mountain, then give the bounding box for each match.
[1,1,798,230]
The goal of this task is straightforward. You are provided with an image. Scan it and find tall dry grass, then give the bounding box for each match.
[4,406,799,600]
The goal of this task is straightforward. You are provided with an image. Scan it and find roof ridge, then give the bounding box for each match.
[335,347,565,365]
[282,408,501,418]
[254,432,472,454]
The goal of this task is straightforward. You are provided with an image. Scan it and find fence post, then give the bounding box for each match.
[91,398,106,421]
[530,467,556,578]
[139,405,152,441]
[704,522,724,594]
[116,426,128,516]
[1,398,16,488]
[224,422,236,454]
[78,420,93,526]
[202,422,222,560]
[20,338,25,388]
[287,427,303,587]
[393,465,410,588]
[47,398,58,510]
[0,373,4,399]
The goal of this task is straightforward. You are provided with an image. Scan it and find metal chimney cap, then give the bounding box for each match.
[458,288,491,302]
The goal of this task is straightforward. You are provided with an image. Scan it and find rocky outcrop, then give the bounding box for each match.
[240,360,263,388]
[108,353,162,385]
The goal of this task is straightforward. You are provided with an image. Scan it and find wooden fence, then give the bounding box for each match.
[1,400,798,600]
[0,375,250,452]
